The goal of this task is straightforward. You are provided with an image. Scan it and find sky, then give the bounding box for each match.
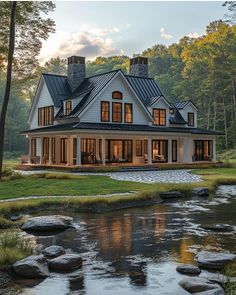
[39,1,227,64]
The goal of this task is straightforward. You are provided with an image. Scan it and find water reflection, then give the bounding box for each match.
[4,186,236,295]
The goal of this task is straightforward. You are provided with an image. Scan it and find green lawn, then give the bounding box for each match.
[0,175,151,199]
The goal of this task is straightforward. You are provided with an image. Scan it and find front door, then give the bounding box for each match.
[60,138,67,164]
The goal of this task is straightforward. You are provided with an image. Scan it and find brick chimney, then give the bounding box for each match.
[129,56,148,78]
[67,56,86,92]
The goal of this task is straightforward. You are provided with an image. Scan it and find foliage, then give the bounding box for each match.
[0,231,33,268]
[222,263,236,295]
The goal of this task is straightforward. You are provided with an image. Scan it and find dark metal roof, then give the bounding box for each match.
[42,73,71,107]
[173,100,198,110]
[126,75,163,105]
[21,122,223,136]
[169,108,187,125]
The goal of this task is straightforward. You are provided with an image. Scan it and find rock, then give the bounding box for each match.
[21,215,73,232]
[49,254,82,272]
[197,251,236,270]
[192,187,209,196]
[42,245,65,258]
[0,271,12,287]
[176,264,201,275]
[69,274,84,291]
[160,191,183,199]
[194,289,225,295]
[10,213,21,221]
[13,255,49,278]
[179,277,223,293]
[201,224,234,232]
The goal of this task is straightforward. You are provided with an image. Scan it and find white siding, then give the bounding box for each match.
[29,79,57,130]
[149,98,171,127]
[179,104,198,128]
[79,74,151,124]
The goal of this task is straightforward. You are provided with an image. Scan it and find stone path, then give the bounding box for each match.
[102,169,202,184]
[17,169,202,184]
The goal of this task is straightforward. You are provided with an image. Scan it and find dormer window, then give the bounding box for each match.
[153,108,166,126]
[188,112,194,127]
[112,91,123,99]
[65,100,72,115]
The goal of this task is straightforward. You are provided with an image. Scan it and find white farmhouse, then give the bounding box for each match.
[21,56,221,166]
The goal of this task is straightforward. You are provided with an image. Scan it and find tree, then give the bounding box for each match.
[223,1,236,24]
[0,1,55,178]
[0,1,17,179]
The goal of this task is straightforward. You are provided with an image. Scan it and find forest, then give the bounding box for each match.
[0,1,236,156]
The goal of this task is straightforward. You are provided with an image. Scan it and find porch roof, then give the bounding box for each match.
[21,122,223,136]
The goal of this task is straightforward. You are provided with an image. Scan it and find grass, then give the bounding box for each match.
[0,231,33,269]
[222,263,236,295]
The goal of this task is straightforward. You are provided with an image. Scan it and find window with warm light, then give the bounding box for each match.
[112,102,122,122]
[38,106,54,126]
[125,103,133,123]
[188,112,194,126]
[65,100,72,115]
[101,101,110,122]
[112,91,123,99]
[153,108,166,126]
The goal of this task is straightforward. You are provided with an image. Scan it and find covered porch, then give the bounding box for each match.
[27,132,216,166]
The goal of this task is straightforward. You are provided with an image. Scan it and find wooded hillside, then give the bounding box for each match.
[0,3,236,155]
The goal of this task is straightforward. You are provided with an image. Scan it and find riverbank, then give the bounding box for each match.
[0,165,236,227]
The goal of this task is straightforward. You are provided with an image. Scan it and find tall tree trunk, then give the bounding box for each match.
[223,96,228,150]
[0,1,17,179]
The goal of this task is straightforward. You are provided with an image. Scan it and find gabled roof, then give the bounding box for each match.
[173,100,198,110]
[40,70,194,121]
[42,73,71,107]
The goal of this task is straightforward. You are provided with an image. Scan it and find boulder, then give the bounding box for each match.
[197,251,236,270]
[160,191,183,199]
[179,277,223,293]
[21,215,73,232]
[192,187,209,196]
[42,245,65,258]
[176,264,201,275]
[194,289,225,295]
[49,254,82,272]
[13,255,49,278]
[201,224,234,232]
[69,274,84,291]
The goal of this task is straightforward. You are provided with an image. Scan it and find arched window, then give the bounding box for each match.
[112,91,123,99]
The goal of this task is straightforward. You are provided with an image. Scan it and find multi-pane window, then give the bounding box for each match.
[136,140,142,157]
[112,91,123,99]
[38,106,54,126]
[65,100,72,115]
[188,112,194,127]
[153,108,166,126]
[112,102,122,122]
[101,101,110,122]
[125,103,133,123]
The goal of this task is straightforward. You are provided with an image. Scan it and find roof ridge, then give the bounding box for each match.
[87,69,120,79]
[42,72,67,78]
[125,74,154,80]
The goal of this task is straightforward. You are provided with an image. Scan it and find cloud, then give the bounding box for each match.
[160,27,173,40]
[187,32,200,38]
[39,24,123,64]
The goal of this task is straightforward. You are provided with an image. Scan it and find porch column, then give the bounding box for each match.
[76,136,81,166]
[102,137,106,165]
[28,136,31,163]
[40,137,43,165]
[168,139,172,163]
[148,138,152,164]
[67,136,71,166]
[48,137,52,165]
[213,138,216,161]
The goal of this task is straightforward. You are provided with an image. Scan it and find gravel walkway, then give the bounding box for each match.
[17,169,202,184]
